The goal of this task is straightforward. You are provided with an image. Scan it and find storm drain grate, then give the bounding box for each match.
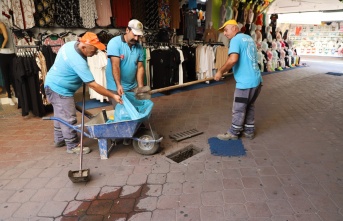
[169,129,203,142]
[166,144,202,163]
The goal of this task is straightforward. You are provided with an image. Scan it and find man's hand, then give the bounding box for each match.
[113,94,123,104]
[117,85,124,96]
[214,71,223,81]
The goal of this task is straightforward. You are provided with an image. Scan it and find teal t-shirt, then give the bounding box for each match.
[106,35,144,91]
[229,33,262,89]
[44,41,95,96]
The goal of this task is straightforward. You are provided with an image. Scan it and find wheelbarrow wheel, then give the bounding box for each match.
[133,129,160,155]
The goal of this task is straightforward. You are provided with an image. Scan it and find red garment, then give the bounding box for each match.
[255,13,263,26]
[112,0,132,27]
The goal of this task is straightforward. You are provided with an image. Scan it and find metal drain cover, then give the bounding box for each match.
[169,129,203,141]
[166,144,202,163]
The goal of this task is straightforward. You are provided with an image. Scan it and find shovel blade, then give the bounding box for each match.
[68,169,90,183]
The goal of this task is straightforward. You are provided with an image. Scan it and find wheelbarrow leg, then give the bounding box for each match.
[98,139,109,159]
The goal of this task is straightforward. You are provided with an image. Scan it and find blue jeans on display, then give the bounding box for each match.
[45,86,79,150]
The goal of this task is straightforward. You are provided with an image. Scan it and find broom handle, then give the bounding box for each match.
[80,83,86,171]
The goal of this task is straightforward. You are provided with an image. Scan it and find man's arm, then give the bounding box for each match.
[110,56,124,95]
[214,53,239,81]
[136,61,144,88]
[87,81,123,104]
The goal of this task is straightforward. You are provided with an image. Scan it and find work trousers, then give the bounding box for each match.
[0,53,15,98]
[45,86,79,150]
[229,84,262,135]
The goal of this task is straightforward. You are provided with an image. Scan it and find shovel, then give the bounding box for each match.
[68,83,90,183]
[134,86,151,100]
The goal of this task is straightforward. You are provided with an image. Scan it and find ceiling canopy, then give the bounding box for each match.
[268,0,343,14]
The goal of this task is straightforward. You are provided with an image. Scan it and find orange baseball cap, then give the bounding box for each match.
[80,32,106,51]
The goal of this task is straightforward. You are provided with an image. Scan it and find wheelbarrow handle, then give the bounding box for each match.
[42,116,92,138]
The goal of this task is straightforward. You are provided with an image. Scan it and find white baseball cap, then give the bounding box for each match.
[128,19,144,36]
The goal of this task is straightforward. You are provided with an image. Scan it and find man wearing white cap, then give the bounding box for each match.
[214,20,263,140]
[105,19,145,145]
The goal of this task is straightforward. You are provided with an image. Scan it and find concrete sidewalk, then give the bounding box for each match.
[0,58,342,220]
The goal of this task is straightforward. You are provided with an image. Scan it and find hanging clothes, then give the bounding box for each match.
[34,0,55,27]
[184,11,197,41]
[79,0,98,29]
[111,0,132,27]
[55,0,83,27]
[95,0,112,27]
[13,53,45,117]
[8,0,36,29]
[87,51,108,102]
[158,0,171,28]
[169,0,180,29]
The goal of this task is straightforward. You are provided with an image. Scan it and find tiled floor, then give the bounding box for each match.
[0,56,342,220]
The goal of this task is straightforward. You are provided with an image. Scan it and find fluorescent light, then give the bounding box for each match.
[277,12,322,24]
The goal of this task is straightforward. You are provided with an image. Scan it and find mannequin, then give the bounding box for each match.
[279,49,286,69]
[261,39,269,72]
[255,25,262,43]
[232,0,239,21]
[272,40,280,70]
[0,21,16,105]
[226,0,233,20]
[220,0,227,27]
[266,48,274,72]
[250,24,256,42]
[266,26,273,47]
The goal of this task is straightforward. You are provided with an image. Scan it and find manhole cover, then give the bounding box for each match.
[169,129,203,141]
[166,145,202,163]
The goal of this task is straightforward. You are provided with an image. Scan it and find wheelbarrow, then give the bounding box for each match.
[43,109,162,159]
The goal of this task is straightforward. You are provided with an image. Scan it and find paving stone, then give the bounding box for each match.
[98,186,121,200]
[200,206,225,221]
[106,174,129,186]
[141,184,162,197]
[8,189,37,203]
[179,193,201,208]
[202,179,224,192]
[87,199,113,215]
[176,207,200,221]
[111,198,135,214]
[162,182,183,195]
[222,189,245,204]
[38,201,68,217]
[31,188,59,202]
[224,204,249,220]
[120,185,142,199]
[76,187,100,201]
[0,202,21,219]
[201,191,224,206]
[245,202,272,218]
[157,195,179,209]
[151,209,176,221]
[134,196,157,211]
[126,174,147,186]
[267,199,294,216]
[63,200,91,216]
[147,173,167,185]
[53,187,80,202]
[127,211,151,221]
[12,201,45,218]
[166,171,185,183]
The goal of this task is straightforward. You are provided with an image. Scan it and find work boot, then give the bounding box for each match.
[54,140,66,147]
[217,132,238,141]
[243,132,255,140]
[67,145,91,154]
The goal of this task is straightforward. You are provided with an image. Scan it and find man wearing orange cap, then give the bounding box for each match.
[214,20,262,140]
[44,32,123,154]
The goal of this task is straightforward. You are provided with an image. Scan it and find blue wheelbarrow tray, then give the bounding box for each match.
[44,110,162,159]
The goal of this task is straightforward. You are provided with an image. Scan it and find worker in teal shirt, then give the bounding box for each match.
[45,32,122,154]
[105,19,145,146]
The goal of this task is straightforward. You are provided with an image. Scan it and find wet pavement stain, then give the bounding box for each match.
[59,184,150,220]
